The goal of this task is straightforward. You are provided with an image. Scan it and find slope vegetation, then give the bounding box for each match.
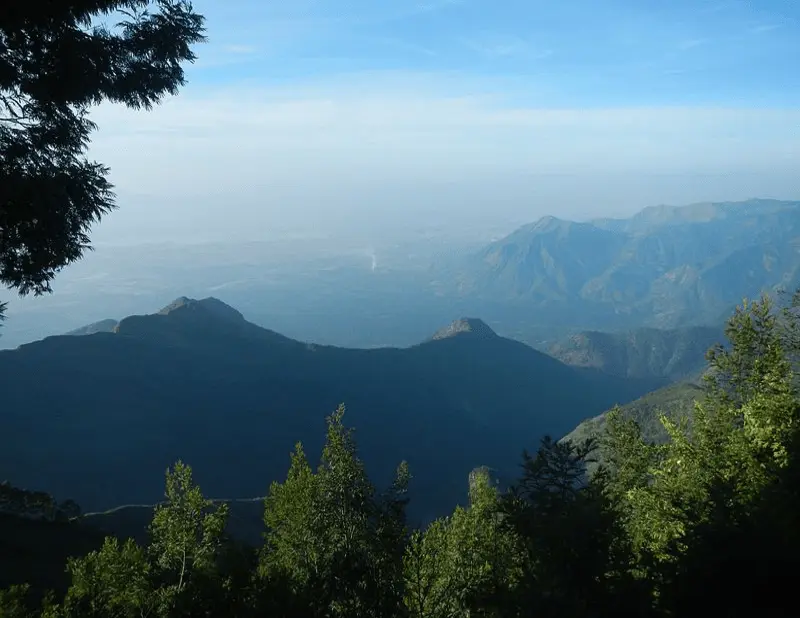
[548,325,721,381]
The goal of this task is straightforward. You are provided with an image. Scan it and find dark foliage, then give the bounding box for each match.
[0,0,205,314]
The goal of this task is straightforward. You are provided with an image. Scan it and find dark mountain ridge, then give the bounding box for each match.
[0,297,662,523]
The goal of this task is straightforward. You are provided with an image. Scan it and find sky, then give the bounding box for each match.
[88,0,800,244]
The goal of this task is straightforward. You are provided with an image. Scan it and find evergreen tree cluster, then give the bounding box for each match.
[1,292,799,617]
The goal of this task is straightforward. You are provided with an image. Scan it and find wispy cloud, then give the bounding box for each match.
[751,24,781,34]
[191,42,265,68]
[370,37,438,57]
[89,73,800,185]
[463,39,526,58]
[80,72,800,242]
[461,34,552,60]
[70,1,800,241]
[676,38,707,51]
[414,0,463,15]
[696,2,738,16]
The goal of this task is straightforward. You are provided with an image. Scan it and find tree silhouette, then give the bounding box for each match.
[0,0,206,319]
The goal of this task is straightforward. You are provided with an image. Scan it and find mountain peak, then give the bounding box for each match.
[430,318,497,341]
[158,296,194,314]
[158,296,244,323]
[158,296,244,320]
[534,214,562,225]
[529,215,569,233]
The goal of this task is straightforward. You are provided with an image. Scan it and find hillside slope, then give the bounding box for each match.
[443,199,800,331]
[561,380,705,475]
[548,325,722,381]
[0,297,661,523]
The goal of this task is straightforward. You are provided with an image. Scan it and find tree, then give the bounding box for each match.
[404,468,524,618]
[259,405,410,617]
[602,292,800,617]
[57,461,232,618]
[499,437,646,618]
[148,461,230,614]
[0,584,47,618]
[61,537,154,618]
[0,0,206,319]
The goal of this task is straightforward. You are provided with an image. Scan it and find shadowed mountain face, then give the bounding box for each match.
[548,325,723,381]
[0,297,662,523]
[442,199,800,331]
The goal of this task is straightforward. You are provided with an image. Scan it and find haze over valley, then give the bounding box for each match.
[2,1,800,616]
[3,198,797,354]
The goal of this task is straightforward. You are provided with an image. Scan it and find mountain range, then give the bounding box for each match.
[440,198,800,333]
[0,296,662,524]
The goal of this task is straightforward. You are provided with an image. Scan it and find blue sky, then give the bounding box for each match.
[191,0,799,106]
[87,0,800,243]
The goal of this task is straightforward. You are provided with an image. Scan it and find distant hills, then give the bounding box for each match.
[0,297,662,524]
[63,318,118,336]
[442,198,800,332]
[548,325,722,381]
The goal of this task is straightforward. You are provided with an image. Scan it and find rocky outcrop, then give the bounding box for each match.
[431,318,498,341]
[0,481,81,522]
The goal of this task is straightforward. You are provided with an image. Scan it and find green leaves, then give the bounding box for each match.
[53,460,232,618]
[62,537,153,618]
[261,443,324,588]
[405,469,523,618]
[1,1,205,299]
[260,405,409,617]
[0,584,44,618]
[149,461,229,598]
[600,292,800,614]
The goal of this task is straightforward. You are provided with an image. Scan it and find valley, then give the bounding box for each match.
[2,198,799,615]
[4,198,799,524]
[3,1,800,613]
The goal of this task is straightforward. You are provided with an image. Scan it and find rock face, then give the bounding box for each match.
[64,319,119,336]
[0,481,81,522]
[430,318,498,341]
[157,296,245,323]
